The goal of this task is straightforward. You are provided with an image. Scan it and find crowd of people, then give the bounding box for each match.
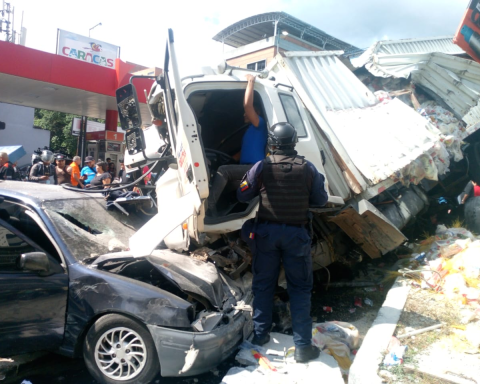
[0,149,128,190]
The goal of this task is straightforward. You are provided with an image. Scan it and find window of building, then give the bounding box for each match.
[0,122,5,130]
[279,94,307,137]
[246,60,266,71]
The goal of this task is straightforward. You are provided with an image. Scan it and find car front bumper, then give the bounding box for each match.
[147,311,253,377]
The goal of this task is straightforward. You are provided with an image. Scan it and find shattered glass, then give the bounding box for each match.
[44,198,145,261]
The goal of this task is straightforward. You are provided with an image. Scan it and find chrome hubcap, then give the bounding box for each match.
[94,327,147,381]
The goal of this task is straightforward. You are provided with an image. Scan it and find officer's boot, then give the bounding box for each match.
[294,345,320,363]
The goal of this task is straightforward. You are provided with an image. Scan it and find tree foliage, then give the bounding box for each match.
[34,109,78,156]
[34,109,106,157]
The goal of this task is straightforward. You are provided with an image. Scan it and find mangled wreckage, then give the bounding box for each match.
[4,30,480,384]
[118,30,479,269]
[0,183,254,384]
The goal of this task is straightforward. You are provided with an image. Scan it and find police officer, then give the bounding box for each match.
[237,122,328,363]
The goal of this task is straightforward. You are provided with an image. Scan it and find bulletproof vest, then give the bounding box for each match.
[258,154,311,225]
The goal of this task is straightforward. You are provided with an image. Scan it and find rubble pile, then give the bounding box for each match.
[412,224,480,307]
[380,224,480,378]
[360,73,468,187]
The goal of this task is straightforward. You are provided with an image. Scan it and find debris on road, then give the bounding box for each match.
[397,323,443,339]
[383,345,407,366]
[354,297,363,307]
[380,224,480,382]
[224,332,344,384]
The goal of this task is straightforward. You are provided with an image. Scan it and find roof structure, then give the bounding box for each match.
[351,36,465,68]
[213,12,357,51]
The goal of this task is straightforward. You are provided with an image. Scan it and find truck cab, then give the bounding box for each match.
[117,29,407,267]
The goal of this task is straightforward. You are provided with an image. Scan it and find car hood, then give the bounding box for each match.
[147,251,226,309]
[92,250,245,310]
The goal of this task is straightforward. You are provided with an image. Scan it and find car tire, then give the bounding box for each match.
[83,314,160,384]
[464,196,480,235]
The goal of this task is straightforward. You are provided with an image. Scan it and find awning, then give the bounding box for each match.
[0,145,26,163]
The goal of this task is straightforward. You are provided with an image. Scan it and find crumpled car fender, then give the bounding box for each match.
[61,263,194,357]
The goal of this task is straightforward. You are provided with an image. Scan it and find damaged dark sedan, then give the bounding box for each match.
[0,182,253,384]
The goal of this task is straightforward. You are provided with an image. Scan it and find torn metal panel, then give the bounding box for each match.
[329,199,407,259]
[353,48,480,130]
[351,36,464,69]
[324,98,440,184]
[147,250,226,309]
[277,52,442,189]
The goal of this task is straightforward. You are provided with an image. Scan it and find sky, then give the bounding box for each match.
[1,0,471,75]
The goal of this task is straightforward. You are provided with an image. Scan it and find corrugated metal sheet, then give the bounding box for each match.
[359,52,480,127]
[376,36,464,55]
[351,36,464,69]
[283,51,378,111]
[276,52,441,185]
[325,98,439,184]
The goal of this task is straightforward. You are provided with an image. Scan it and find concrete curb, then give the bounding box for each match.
[348,277,410,384]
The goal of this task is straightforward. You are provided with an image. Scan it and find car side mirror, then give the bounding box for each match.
[19,252,50,273]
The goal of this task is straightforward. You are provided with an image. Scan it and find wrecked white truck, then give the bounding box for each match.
[118,29,451,269]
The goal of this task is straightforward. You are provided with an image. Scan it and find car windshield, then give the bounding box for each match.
[44,198,145,261]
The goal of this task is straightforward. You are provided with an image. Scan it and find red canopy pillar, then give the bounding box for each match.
[105,109,118,132]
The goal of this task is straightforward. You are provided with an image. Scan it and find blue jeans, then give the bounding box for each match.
[242,221,313,347]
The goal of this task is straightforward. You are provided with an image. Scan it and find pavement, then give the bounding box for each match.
[222,332,344,384]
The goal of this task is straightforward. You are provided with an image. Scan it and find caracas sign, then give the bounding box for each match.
[56,29,120,68]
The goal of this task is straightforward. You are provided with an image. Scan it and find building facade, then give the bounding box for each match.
[213,12,357,70]
[0,102,50,166]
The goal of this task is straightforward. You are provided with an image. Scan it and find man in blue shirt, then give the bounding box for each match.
[237,122,328,363]
[207,74,267,215]
[80,156,97,186]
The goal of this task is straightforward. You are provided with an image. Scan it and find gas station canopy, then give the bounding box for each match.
[0,40,155,126]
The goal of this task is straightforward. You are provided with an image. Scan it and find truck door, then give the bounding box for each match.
[129,29,209,256]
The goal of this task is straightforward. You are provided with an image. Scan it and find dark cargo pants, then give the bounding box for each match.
[242,221,313,347]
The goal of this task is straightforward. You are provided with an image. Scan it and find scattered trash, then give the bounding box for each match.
[21,381,33,384]
[314,321,360,350]
[387,336,401,352]
[349,308,356,314]
[251,350,277,372]
[323,306,333,313]
[364,298,373,306]
[325,341,352,372]
[364,287,377,292]
[354,297,362,307]
[383,345,408,366]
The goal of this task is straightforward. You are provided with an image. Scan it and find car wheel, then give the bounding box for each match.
[83,314,160,384]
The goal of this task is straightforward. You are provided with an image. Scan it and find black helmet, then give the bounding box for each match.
[267,122,298,149]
